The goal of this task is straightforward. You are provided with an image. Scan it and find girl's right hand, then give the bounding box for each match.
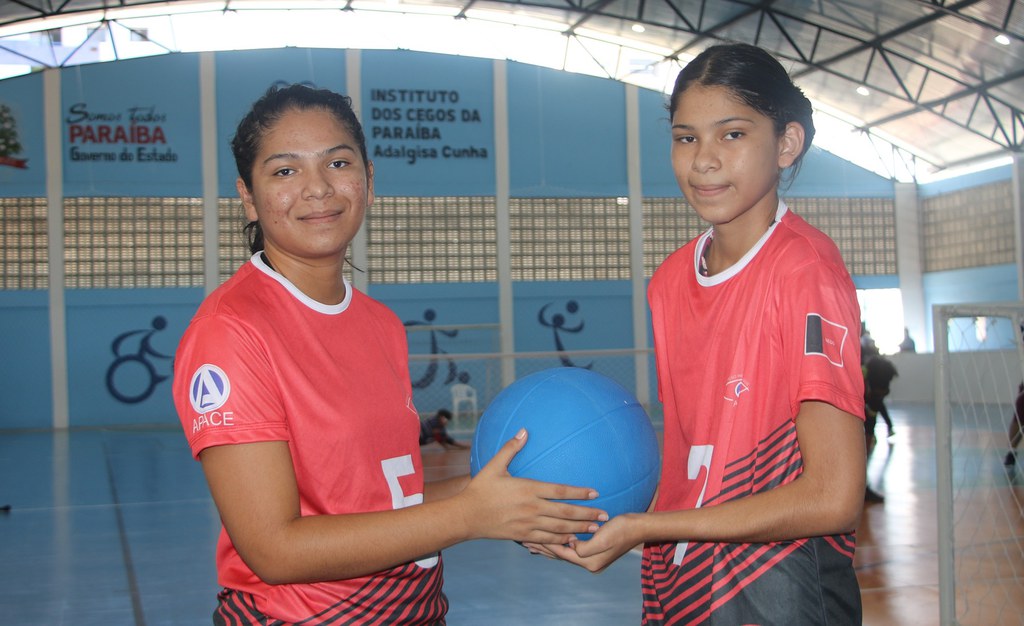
[458,428,607,545]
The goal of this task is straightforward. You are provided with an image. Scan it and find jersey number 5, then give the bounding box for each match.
[381,455,439,569]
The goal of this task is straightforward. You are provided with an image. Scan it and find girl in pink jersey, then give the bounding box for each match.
[532,44,867,624]
[173,84,607,625]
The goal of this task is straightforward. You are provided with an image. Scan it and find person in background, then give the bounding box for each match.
[861,321,880,362]
[1003,383,1024,467]
[1004,327,1024,467]
[865,354,898,439]
[899,327,916,353]
[863,354,898,503]
[420,408,469,450]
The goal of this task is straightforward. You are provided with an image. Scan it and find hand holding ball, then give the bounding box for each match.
[469,367,660,537]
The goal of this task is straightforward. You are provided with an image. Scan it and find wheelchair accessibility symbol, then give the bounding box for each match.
[105,316,172,404]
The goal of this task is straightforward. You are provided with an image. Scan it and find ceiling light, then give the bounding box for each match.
[856,85,870,97]
[995,33,1011,45]
[631,23,645,33]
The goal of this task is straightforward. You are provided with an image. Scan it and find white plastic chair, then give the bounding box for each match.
[450,383,478,429]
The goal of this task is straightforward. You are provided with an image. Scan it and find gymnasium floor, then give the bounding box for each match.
[1,402,1021,624]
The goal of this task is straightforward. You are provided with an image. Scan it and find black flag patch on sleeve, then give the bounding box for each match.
[804,313,847,367]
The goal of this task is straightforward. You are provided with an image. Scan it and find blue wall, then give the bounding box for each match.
[2,47,1018,430]
[508,63,628,197]
[0,72,45,197]
[919,163,1012,198]
[0,291,52,428]
[923,264,1019,339]
[64,289,202,426]
[62,56,203,197]
[367,280,644,417]
[789,148,895,198]
[364,51,496,196]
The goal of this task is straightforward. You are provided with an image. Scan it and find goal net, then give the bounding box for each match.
[405,322,655,435]
[934,303,1024,625]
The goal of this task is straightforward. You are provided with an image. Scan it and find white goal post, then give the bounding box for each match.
[933,302,1024,626]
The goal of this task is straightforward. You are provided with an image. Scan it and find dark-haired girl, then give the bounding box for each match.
[537,44,866,624]
[173,84,605,625]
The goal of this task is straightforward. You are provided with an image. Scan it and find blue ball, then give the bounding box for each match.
[469,367,660,537]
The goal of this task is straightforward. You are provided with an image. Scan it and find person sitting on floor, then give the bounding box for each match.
[419,408,469,450]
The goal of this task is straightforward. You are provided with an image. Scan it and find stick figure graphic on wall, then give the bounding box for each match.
[404,308,470,389]
[538,300,592,369]
[106,315,172,404]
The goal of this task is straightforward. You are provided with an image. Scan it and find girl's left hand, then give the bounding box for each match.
[522,514,642,573]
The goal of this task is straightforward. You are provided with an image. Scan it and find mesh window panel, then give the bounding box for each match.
[0,197,48,290]
[642,197,706,278]
[789,197,896,276]
[64,197,203,288]
[510,197,630,281]
[367,196,497,284]
[641,197,896,277]
[219,197,250,284]
[923,181,1015,272]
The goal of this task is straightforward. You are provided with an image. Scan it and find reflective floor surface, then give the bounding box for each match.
[2,403,1022,624]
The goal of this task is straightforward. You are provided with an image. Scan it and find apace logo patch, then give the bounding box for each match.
[724,377,750,405]
[189,364,230,413]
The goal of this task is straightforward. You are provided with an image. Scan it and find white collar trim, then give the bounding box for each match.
[250,252,353,315]
[694,200,789,286]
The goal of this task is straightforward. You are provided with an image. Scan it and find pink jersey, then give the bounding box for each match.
[173,254,446,624]
[644,202,864,625]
